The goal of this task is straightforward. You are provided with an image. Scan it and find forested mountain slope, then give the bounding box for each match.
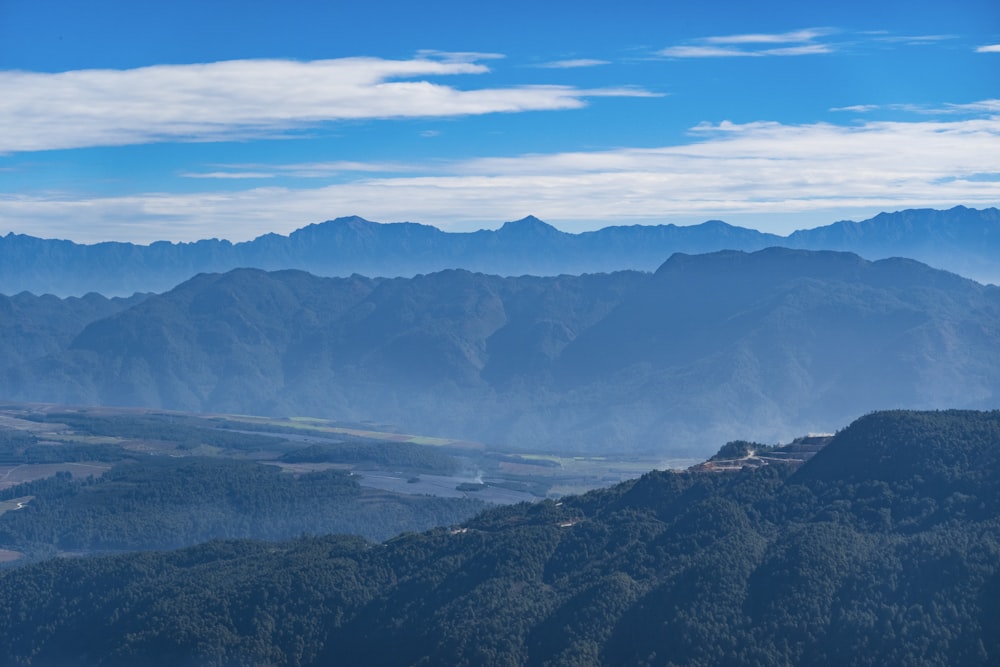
[2,249,998,454]
[0,291,146,371]
[0,410,998,666]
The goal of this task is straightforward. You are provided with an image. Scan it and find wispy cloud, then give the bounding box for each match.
[575,86,661,98]
[0,56,651,153]
[832,100,1000,115]
[181,160,424,179]
[660,28,962,59]
[4,103,998,242]
[180,171,276,179]
[703,28,830,45]
[660,46,755,58]
[763,44,833,56]
[871,34,957,45]
[272,160,423,174]
[535,59,611,69]
[830,104,881,113]
[977,44,1000,53]
[944,100,1000,114]
[660,28,834,58]
[415,50,506,62]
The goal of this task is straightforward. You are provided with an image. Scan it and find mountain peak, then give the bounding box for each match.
[287,216,379,242]
[497,215,562,236]
[327,215,377,228]
[695,219,737,230]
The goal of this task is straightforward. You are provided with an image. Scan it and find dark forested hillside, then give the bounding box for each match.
[0,457,484,558]
[0,410,998,666]
[2,249,998,454]
[0,406,493,562]
[0,291,146,371]
[1,206,996,296]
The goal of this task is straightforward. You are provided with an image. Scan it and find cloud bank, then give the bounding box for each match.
[3,104,997,242]
[0,56,649,153]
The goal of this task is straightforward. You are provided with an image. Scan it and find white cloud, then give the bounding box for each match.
[415,50,506,62]
[661,27,835,58]
[0,56,649,153]
[871,34,956,45]
[830,104,881,113]
[659,46,755,58]
[944,100,1000,114]
[703,29,830,45]
[181,160,424,179]
[180,171,275,179]
[535,59,611,69]
[575,86,661,98]
[660,43,832,58]
[272,160,422,176]
[977,44,1000,53]
[833,100,1000,116]
[763,44,833,56]
[3,105,998,242]
[661,27,962,59]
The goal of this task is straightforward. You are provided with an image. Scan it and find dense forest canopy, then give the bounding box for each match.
[0,409,997,666]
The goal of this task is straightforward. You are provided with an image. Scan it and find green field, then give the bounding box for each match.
[0,404,685,504]
[0,403,706,566]
[230,414,485,449]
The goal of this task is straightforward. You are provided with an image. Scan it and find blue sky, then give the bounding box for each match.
[1,0,998,243]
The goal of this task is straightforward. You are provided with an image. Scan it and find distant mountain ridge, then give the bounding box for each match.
[3,248,998,454]
[2,206,997,296]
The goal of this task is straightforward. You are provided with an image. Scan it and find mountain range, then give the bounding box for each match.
[2,248,998,454]
[2,206,998,296]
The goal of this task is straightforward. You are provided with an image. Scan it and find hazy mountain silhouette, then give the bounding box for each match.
[785,206,1000,285]
[1,206,996,296]
[0,291,146,372]
[3,249,997,455]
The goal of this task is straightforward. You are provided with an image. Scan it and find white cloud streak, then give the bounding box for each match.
[832,100,1000,115]
[660,27,956,59]
[830,104,881,113]
[415,50,506,62]
[763,44,833,56]
[977,44,1000,53]
[871,34,956,45]
[535,59,611,69]
[660,46,756,58]
[703,29,830,45]
[0,57,646,153]
[661,27,834,58]
[3,105,998,242]
[182,160,424,179]
[180,171,276,179]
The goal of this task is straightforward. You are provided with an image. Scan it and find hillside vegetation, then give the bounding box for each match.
[0,410,997,666]
[2,248,998,453]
